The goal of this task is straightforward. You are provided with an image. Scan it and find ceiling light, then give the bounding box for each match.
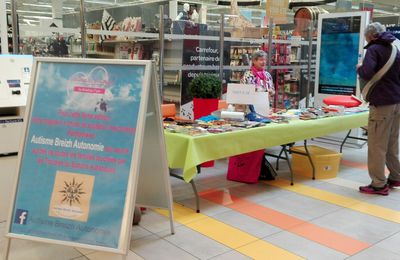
[22,2,77,11]
[22,3,52,8]
[17,10,53,15]
[85,0,116,5]
[23,19,40,25]
[22,15,53,20]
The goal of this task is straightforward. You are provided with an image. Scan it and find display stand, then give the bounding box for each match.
[3,58,174,260]
[314,11,370,106]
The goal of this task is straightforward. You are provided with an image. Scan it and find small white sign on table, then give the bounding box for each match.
[226,84,269,117]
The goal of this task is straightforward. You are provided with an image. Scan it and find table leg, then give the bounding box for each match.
[340,130,352,153]
[283,146,294,185]
[276,146,285,171]
[170,170,201,213]
[190,179,200,213]
[304,140,316,180]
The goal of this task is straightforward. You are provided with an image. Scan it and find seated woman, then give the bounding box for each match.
[241,50,274,95]
[240,50,274,116]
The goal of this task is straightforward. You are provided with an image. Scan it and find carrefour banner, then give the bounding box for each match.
[8,58,149,252]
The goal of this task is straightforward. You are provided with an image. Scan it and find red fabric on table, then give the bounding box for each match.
[323,95,362,108]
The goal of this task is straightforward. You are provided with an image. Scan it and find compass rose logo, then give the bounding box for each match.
[59,178,85,206]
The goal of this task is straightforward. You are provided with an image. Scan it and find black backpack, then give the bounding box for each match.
[259,155,277,181]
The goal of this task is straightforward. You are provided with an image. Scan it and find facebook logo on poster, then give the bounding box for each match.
[14,209,28,225]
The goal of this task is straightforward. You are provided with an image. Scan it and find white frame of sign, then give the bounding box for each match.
[3,58,174,259]
[314,11,370,106]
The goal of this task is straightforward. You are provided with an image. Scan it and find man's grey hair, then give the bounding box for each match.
[365,22,386,38]
[252,50,267,60]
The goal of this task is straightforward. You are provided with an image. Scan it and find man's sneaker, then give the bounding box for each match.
[359,184,389,196]
[388,179,400,188]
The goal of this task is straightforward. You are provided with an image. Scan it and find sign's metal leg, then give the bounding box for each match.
[168,204,175,235]
[3,237,11,260]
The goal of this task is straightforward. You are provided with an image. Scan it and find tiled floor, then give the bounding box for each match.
[1,140,400,260]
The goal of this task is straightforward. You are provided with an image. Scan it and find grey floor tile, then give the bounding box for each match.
[74,247,96,256]
[1,239,82,260]
[257,193,341,221]
[196,176,240,191]
[138,210,180,234]
[385,188,400,202]
[339,172,372,185]
[374,232,400,255]
[347,246,400,260]
[177,198,231,217]
[312,181,372,201]
[210,250,251,260]
[72,256,89,260]
[365,196,400,211]
[227,183,294,203]
[264,231,347,260]
[171,183,204,202]
[212,210,281,238]
[81,250,143,260]
[132,225,153,241]
[130,234,198,260]
[158,225,230,260]
[311,208,400,244]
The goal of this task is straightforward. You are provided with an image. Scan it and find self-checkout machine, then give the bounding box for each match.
[313,12,370,147]
[0,55,33,222]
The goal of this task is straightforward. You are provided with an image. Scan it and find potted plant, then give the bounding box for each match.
[189,73,222,120]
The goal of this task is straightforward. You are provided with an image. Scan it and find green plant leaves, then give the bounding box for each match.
[188,74,222,99]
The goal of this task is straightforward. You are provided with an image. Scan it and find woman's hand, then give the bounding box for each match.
[268,88,275,96]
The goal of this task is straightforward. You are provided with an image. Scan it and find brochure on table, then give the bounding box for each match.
[5,58,174,257]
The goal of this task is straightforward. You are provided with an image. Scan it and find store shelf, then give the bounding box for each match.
[101,39,159,45]
[86,51,115,58]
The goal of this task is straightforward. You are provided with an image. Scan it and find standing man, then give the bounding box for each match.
[357,22,400,195]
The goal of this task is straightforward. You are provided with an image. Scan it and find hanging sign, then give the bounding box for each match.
[266,0,289,24]
[5,58,171,254]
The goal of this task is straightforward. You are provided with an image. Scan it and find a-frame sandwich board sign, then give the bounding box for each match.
[3,58,174,259]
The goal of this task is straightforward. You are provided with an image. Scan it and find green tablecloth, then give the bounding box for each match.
[165,112,368,182]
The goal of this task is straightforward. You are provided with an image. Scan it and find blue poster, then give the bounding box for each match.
[318,16,361,95]
[10,61,145,249]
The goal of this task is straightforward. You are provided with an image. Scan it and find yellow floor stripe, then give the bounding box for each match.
[237,240,300,260]
[268,179,400,223]
[156,203,304,260]
[186,218,256,248]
